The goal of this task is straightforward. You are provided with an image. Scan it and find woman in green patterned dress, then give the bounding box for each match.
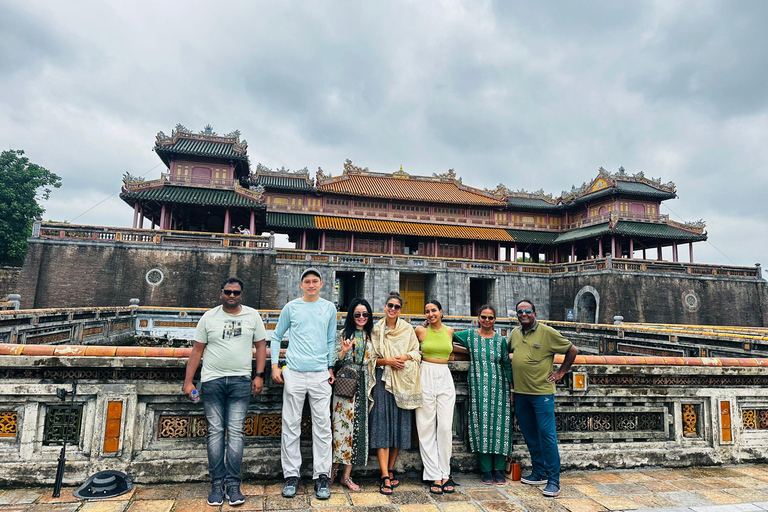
[453,304,513,485]
[331,298,373,491]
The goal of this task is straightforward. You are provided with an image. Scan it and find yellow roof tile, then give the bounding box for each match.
[314,216,515,242]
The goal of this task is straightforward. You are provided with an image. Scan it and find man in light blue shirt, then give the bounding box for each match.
[271,267,337,500]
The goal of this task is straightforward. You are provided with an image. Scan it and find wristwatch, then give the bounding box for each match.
[253,372,265,378]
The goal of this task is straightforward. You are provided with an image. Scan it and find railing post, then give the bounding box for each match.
[8,294,20,311]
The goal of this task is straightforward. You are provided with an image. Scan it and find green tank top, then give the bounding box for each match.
[421,326,452,360]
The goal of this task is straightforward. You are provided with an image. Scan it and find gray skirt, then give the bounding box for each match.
[369,368,413,449]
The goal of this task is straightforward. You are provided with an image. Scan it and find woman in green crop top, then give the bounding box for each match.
[414,299,456,495]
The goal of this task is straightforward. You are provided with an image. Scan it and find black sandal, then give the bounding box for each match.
[442,478,456,493]
[388,471,400,488]
[379,477,393,495]
[429,482,443,495]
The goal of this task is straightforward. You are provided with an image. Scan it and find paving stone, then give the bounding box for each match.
[309,492,350,508]
[430,491,472,503]
[124,500,174,512]
[696,467,747,478]
[349,492,391,507]
[0,506,31,512]
[36,490,80,504]
[397,505,440,512]
[264,494,310,510]
[464,488,506,501]
[646,470,688,481]
[477,501,527,512]
[79,501,130,512]
[698,477,738,489]
[172,498,211,512]
[514,498,569,512]
[668,478,712,491]
[388,490,431,505]
[588,495,643,511]
[27,505,81,512]
[0,490,45,505]
[223,496,264,511]
[441,503,484,512]
[555,499,607,512]
[570,485,617,498]
[690,506,759,512]
[240,484,266,496]
[560,475,593,486]
[178,484,209,499]
[639,481,680,493]
[499,485,544,499]
[601,483,651,495]
[586,473,624,484]
[699,490,745,505]
[659,491,715,507]
[726,489,768,502]
[134,485,181,501]
[727,477,767,488]
[312,507,354,512]
[630,493,680,509]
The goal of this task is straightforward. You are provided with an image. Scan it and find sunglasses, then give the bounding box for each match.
[516,309,533,315]
[385,303,402,310]
[353,312,370,319]
[222,290,242,296]
[479,315,495,321]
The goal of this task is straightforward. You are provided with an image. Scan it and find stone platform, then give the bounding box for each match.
[3,464,768,512]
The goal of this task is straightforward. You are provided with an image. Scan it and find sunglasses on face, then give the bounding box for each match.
[222,290,242,296]
[386,303,402,310]
[353,312,370,319]
[479,315,495,321]
[516,309,533,315]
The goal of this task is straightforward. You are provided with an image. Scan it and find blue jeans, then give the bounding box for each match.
[514,393,560,487]
[201,376,251,486]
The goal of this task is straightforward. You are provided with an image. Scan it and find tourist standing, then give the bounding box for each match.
[452,305,512,485]
[270,268,337,500]
[368,291,421,495]
[330,298,374,491]
[414,299,456,495]
[507,299,578,498]
[183,277,267,507]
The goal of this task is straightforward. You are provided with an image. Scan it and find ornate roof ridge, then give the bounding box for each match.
[488,184,558,203]
[253,163,313,184]
[561,167,676,202]
[155,124,248,154]
[315,160,502,202]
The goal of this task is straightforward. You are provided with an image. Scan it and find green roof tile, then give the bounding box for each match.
[506,197,559,211]
[254,175,315,192]
[566,180,676,205]
[120,186,263,208]
[265,212,316,229]
[553,221,706,244]
[505,229,560,244]
[155,138,248,161]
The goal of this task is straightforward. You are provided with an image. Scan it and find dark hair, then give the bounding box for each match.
[343,298,374,340]
[221,277,244,290]
[515,299,536,312]
[477,304,497,317]
[385,291,403,306]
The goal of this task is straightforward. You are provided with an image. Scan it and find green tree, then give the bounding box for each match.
[0,150,62,265]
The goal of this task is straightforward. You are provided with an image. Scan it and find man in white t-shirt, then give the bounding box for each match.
[184,277,267,508]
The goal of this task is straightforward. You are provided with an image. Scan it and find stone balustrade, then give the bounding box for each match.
[0,343,766,485]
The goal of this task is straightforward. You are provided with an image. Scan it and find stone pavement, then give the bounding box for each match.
[2,464,768,512]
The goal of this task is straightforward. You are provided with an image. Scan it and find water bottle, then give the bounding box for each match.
[189,389,200,404]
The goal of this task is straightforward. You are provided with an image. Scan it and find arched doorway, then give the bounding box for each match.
[574,286,600,324]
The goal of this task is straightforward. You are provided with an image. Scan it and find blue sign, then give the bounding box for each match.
[566,309,575,321]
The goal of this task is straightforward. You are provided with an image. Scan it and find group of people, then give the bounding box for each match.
[183,267,578,508]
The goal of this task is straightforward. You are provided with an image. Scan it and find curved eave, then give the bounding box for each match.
[120,186,265,209]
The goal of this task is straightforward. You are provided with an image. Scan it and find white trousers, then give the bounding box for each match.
[281,368,333,479]
[415,362,456,481]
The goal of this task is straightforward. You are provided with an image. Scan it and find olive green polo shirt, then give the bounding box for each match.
[507,321,572,395]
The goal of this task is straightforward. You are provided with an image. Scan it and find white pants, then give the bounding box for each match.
[415,362,456,481]
[281,368,332,479]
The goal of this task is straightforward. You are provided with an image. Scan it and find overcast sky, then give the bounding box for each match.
[2,1,766,268]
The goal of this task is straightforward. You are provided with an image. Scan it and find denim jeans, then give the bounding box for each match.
[514,393,560,487]
[201,376,251,486]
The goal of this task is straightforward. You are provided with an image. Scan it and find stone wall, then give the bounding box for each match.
[0,266,22,298]
[17,240,278,310]
[550,270,768,326]
[0,347,766,485]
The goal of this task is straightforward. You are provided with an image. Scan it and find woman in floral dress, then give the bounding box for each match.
[331,298,374,491]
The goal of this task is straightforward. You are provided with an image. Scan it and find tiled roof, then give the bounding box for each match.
[554,221,707,244]
[121,186,263,208]
[254,174,315,192]
[505,229,560,245]
[314,216,515,242]
[266,212,316,229]
[155,138,248,161]
[507,196,560,211]
[316,174,505,206]
[565,180,676,206]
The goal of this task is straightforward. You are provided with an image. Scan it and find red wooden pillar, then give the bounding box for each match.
[321,232,326,251]
[138,203,144,229]
[249,211,256,235]
[133,203,139,228]
[657,244,663,261]
[689,242,694,263]
[301,230,307,250]
[472,241,476,260]
[598,237,603,258]
[224,208,231,234]
[513,244,518,262]
[629,238,634,258]
[497,242,501,261]
[434,238,439,257]
[672,243,678,262]
[159,204,166,231]
[611,235,616,257]
[571,242,575,262]
[350,233,355,253]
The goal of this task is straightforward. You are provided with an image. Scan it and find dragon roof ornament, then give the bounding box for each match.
[155,124,248,154]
